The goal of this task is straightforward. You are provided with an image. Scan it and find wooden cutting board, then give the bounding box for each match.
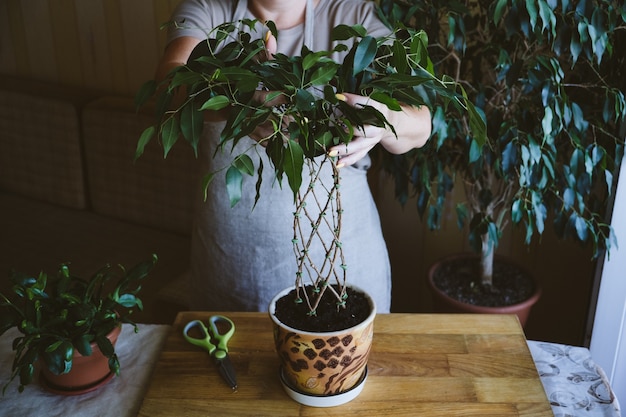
[138,312,552,416]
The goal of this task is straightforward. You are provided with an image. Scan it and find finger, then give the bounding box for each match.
[338,92,380,111]
[265,31,277,60]
[330,135,380,167]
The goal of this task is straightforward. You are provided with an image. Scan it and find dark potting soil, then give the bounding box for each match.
[274,286,371,333]
[432,257,535,307]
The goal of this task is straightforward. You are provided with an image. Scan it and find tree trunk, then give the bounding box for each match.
[480,233,494,286]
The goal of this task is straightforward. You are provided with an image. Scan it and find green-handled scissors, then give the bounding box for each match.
[183,315,237,389]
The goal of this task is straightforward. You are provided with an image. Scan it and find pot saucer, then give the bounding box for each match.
[279,366,368,407]
[39,371,114,396]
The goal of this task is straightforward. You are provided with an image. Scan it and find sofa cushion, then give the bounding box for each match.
[82,97,199,236]
[0,79,91,209]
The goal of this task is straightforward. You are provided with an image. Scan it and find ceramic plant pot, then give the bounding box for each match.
[39,325,122,395]
[428,253,542,328]
[268,286,376,407]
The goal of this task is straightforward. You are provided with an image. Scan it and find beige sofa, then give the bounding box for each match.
[0,77,198,323]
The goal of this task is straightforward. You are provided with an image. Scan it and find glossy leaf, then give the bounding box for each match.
[180,100,203,155]
[352,36,377,76]
[284,140,304,198]
[160,117,180,158]
[135,126,155,161]
[225,166,244,207]
[308,65,338,86]
[74,334,93,356]
[233,154,255,176]
[199,95,231,111]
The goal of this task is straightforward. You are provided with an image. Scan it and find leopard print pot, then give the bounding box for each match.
[269,286,376,398]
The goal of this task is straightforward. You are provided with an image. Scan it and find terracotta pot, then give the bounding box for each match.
[39,325,121,395]
[268,286,376,407]
[427,253,542,328]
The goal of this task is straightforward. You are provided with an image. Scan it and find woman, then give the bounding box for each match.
[157,0,431,312]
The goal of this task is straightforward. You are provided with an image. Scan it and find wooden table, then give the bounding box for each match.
[137,312,552,416]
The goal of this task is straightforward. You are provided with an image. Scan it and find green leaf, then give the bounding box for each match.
[563,188,575,209]
[295,89,316,111]
[233,154,255,176]
[532,193,546,234]
[225,165,243,207]
[199,95,231,111]
[391,40,407,74]
[370,92,401,111]
[525,0,538,30]
[538,0,557,37]
[511,199,523,223]
[494,0,508,24]
[541,107,554,141]
[217,67,257,81]
[74,334,93,356]
[160,117,180,158]
[528,137,541,164]
[117,293,139,308]
[469,139,481,163]
[331,24,367,41]
[180,100,203,155]
[109,354,120,376]
[302,51,332,70]
[284,140,304,198]
[201,173,216,202]
[96,334,115,358]
[466,101,487,147]
[169,71,204,90]
[352,36,377,76]
[135,126,155,161]
[43,341,73,375]
[308,64,338,86]
[572,213,589,241]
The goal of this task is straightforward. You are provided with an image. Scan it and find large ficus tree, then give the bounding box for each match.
[378,0,626,285]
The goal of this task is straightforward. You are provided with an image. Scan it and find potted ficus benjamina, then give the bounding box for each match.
[0,254,157,394]
[377,0,626,325]
[135,18,482,406]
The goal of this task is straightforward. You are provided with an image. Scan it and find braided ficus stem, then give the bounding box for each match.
[292,155,346,315]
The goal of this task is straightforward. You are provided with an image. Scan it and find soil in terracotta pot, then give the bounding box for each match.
[432,257,535,307]
[274,286,371,332]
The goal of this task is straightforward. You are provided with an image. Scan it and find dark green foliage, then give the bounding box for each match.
[0,254,158,393]
[135,19,484,207]
[378,0,626,282]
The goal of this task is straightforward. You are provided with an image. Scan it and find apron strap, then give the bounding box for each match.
[304,0,314,48]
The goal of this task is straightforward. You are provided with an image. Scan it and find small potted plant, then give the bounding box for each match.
[0,254,158,394]
[135,18,482,405]
[377,0,626,324]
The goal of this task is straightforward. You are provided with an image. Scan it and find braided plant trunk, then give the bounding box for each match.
[292,155,347,316]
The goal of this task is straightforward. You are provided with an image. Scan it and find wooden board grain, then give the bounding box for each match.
[138,312,552,416]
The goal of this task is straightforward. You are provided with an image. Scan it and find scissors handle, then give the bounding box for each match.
[183,320,216,354]
[208,315,235,353]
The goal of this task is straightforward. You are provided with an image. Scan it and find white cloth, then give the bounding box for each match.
[528,340,621,417]
[0,324,170,417]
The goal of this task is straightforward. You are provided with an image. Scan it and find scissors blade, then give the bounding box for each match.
[214,353,238,390]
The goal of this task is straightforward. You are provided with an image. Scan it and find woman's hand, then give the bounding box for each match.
[328,92,432,167]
